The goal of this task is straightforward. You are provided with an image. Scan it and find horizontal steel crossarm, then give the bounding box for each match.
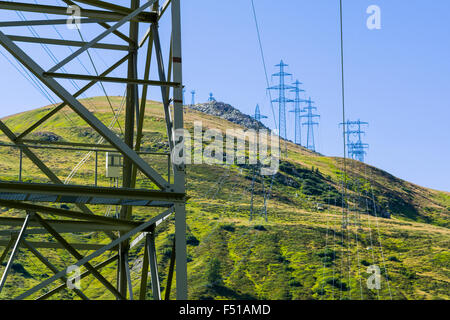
[3,141,169,157]
[0,228,90,236]
[0,200,139,227]
[0,31,170,190]
[0,181,185,204]
[47,0,158,73]
[0,239,118,251]
[44,72,181,87]
[18,139,113,150]
[73,0,155,18]
[0,18,114,27]
[15,207,174,300]
[0,217,138,233]
[0,1,157,22]
[7,35,129,51]
[15,54,130,141]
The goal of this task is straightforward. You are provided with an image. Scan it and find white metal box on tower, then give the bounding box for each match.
[106,152,122,178]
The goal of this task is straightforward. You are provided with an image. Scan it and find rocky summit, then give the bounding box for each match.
[188,101,268,131]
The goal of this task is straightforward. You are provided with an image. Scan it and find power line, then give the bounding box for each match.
[250,0,277,130]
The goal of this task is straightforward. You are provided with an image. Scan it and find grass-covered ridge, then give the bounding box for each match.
[0,97,448,300]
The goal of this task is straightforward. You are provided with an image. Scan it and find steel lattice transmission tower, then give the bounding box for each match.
[340,119,369,162]
[249,105,268,222]
[208,92,216,102]
[190,90,196,106]
[253,104,267,122]
[289,80,306,146]
[267,60,293,156]
[0,0,187,300]
[301,97,320,152]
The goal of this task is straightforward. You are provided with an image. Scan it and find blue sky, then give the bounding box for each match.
[0,0,449,191]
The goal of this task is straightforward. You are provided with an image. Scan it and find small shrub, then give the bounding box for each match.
[289,279,301,287]
[388,256,400,262]
[361,259,371,266]
[186,234,200,246]
[253,225,267,231]
[220,224,235,232]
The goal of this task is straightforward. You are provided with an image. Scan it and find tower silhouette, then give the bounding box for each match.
[208,92,216,102]
[301,97,320,151]
[340,119,369,162]
[289,80,306,146]
[190,90,196,106]
[250,105,268,223]
[253,104,268,122]
[267,60,294,155]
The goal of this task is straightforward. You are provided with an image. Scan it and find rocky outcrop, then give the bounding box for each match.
[32,131,63,142]
[188,101,269,131]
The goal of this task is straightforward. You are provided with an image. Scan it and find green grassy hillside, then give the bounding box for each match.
[0,97,448,300]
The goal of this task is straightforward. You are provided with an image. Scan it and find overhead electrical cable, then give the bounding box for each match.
[250,0,277,130]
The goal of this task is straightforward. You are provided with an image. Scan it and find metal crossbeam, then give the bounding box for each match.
[0,181,184,204]
[0,217,137,233]
[0,1,157,22]
[0,200,140,227]
[0,240,118,251]
[0,18,114,27]
[7,35,129,51]
[73,0,149,16]
[44,72,181,87]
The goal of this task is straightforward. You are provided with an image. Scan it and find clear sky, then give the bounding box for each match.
[0,0,449,191]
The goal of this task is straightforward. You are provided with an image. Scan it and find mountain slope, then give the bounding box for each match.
[0,97,448,300]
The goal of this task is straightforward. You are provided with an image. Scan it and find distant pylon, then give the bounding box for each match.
[208,92,216,102]
[253,104,268,122]
[182,88,186,105]
[301,97,320,152]
[250,104,268,223]
[340,119,369,162]
[190,90,196,105]
[289,80,306,146]
[267,60,294,156]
